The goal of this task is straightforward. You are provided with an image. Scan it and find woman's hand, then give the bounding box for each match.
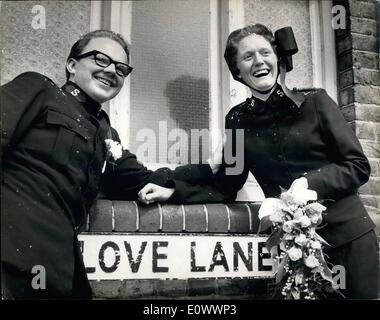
[138,183,175,205]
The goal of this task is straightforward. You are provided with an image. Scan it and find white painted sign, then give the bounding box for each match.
[78,234,278,280]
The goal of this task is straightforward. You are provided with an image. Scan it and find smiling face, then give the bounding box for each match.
[236,34,278,93]
[66,37,129,103]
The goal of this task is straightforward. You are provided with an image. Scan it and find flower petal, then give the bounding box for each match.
[287,247,302,261]
[288,177,318,205]
[258,198,282,220]
[297,189,317,204]
[288,177,308,194]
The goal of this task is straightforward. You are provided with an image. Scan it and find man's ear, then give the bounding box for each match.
[66,58,77,79]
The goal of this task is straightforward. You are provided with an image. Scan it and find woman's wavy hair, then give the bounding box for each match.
[65,30,130,80]
[224,24,276,82]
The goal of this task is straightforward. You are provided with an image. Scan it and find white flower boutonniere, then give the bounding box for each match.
[102,139,123,173]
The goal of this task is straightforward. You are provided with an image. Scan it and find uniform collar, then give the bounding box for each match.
[246,84,300,116]
[61,81,102,116]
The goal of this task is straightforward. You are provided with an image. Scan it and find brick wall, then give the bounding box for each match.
[84,200,262,234]
[334,0,380,233]
[80,200,272,299]
[80,200,380,299]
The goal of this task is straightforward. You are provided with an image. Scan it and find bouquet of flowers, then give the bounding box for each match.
[258,177,340,299]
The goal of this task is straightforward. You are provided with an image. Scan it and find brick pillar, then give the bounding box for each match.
[334,0,380,232]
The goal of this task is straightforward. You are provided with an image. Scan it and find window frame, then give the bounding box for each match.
[90,0,337,200]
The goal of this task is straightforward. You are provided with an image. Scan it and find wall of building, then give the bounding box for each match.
[333,0,380,233]
[81,200,273,299]
[82,199,380,299]
[0,0,91,86]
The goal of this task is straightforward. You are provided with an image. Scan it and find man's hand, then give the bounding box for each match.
[138,183,175,205]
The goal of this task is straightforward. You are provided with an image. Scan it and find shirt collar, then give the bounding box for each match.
[247,84,300,116]
[61,81,102,116]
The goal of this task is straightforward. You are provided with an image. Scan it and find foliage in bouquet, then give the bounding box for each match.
[258,177,341,299]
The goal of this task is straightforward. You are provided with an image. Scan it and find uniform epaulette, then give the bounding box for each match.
[16,72,57,88]
[225,99,245,118]
[292,87,321,96]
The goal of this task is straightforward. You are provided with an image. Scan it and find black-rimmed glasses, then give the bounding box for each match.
[75,50,133,78]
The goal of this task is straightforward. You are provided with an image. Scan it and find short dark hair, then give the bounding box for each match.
[224,24,275,82]
[65,30,130,79]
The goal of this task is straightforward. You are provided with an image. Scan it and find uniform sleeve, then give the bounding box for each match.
[167,163,249,204]
[101,121,250,203]
[1,72,50,164]
[303,89,371,200]
[101,128,219,200]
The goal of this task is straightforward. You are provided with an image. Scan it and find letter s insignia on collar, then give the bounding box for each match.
[71,88,80,96]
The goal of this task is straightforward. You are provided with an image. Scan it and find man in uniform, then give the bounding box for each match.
[1,30,212,299]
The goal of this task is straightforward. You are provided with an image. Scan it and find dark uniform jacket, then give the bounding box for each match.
[170,85,375,249]
[0,72,210,298]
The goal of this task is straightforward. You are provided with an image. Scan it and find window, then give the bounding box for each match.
[91,0,337,201]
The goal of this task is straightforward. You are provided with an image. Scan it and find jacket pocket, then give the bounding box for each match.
[46,110,91,141]
[45,110,94,166]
